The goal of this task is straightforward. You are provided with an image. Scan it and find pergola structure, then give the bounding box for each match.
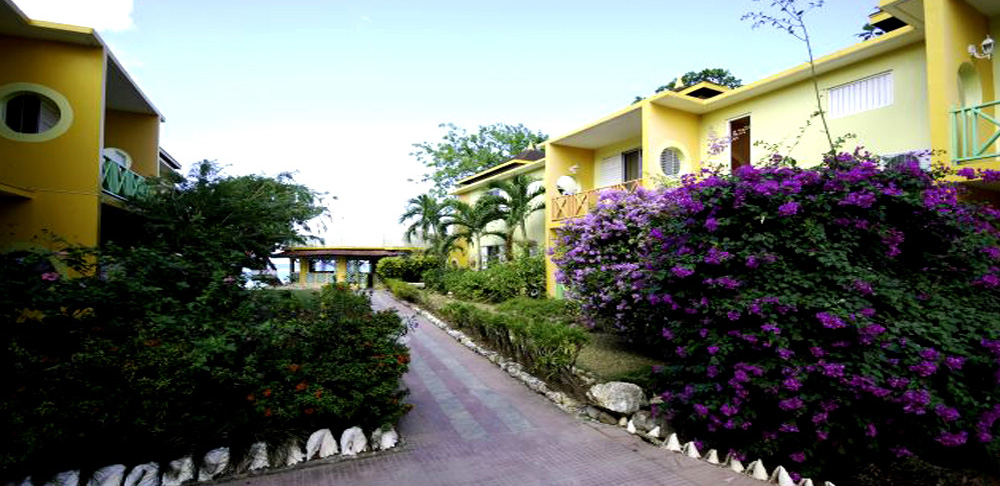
[272,246,419,288]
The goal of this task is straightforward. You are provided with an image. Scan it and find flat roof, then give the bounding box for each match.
[273,246,421,258]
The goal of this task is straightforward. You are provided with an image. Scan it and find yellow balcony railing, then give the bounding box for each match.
[952,100,1000,164]
[551,179,642,221]
[101,156,149,200]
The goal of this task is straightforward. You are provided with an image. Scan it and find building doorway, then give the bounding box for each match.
[730,115,751,172]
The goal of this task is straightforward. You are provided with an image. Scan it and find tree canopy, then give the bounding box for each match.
[412,123,547,196]
[634,68,743,103]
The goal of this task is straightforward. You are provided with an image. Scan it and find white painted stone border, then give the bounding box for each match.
[406,301,840,486]
[8,425,401,485]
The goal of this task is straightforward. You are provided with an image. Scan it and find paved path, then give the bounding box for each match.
[219,291,761,486]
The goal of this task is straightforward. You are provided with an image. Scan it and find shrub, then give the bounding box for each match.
[553,150,1000,480]
[495,297,579,327]
[0,249,409,482]
[385,278,423,304]
[376,254,440,282]
[436,301,588,382]
[435,255,546,303]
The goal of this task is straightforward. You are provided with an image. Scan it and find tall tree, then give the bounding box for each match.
[412,123,547,196]
[743,0,836,154]
[660,68,743,93]
[398,193,451,246]
[443,198,504,269]
[482,174,546,260]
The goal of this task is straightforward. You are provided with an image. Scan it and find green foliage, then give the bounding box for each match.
[412,122,547,196]
[482,174,546,260]
[0,250,409,482]
[661,68,743,93]
[495,297,579,327]
[384,278,424,304]
[376,254,440,282]
[398,194,451,245]
[436,301,588,382]
[443,198,503,269]
[437,256,545,303]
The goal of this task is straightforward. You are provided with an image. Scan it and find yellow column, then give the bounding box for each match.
[298,257,308,284]
[336,257,348,285]
[544,143,595,297]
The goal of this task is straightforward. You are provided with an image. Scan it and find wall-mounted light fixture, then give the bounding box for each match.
[969,34,995,60]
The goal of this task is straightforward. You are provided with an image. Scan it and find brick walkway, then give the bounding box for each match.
[217,291,762,486]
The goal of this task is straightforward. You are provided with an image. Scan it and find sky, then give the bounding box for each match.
[14,0,880,247]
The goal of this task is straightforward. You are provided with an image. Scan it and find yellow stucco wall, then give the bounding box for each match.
[644,103,701,181]
[104,109,161,177]
[544,144,593,296]
[924,0,996,172]
[0,35,105,248]
[700,42,931,169]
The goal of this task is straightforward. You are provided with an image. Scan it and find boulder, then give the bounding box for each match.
[281,440,304,466]
[123,463,158,486]
[306,429,338,459]
[161,457,194,486]
[371,427,398,451]
[340,427,368,456]
[630,411,657,433]
[44,471,80,486]
[587,382,647,415]
[87,465,126,486]
[198,448,229,482]
[245,442,269,471]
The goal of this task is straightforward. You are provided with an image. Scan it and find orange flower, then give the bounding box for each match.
[262,388,272,397]
[143,339,162,347]
[295,381,308,392]
[304,407,315,415]
[314,389,323,399]
[246,393,256,402]
[287,364,301,373]
[264,408,272,417]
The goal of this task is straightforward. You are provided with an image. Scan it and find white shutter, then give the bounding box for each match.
[829,71,893,119]
[597,155,623,187]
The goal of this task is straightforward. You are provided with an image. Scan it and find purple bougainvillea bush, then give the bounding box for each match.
[553,150,1000,478]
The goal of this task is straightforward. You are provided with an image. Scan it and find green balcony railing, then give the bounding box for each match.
[952,100,1000,164]
[101,156,149,200]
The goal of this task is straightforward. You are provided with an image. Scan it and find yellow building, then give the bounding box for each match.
[272,246,420,288]
[544,0,1000,296]
[0,0,173,251]
[449,149,546,268]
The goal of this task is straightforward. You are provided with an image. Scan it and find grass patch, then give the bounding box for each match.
[576,332,666,386]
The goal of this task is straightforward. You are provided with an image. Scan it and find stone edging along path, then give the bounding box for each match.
[402,301,839,486]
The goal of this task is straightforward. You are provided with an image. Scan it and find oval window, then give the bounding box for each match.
[660,147,682,176]
[4,92,61,134]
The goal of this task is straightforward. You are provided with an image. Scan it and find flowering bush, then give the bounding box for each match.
[0,248,409,482]
[553,150,1000,479]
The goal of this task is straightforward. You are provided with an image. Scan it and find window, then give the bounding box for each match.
[597,149,642,187]
[623,149,641,181]
[660,147,682,176]
[730,116,751,172]
[4,92,60,134]
[829,71,893,119]
[311,258,338,273]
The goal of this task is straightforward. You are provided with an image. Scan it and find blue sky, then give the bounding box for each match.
[14,0,879,246]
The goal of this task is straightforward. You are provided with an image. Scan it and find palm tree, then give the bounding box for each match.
[444,198,504,269]
[399,194,451,246]
[483,174,546,260]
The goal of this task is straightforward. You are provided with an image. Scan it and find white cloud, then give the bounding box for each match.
[12,0,135,32]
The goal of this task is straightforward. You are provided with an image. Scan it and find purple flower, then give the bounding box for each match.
[676,346,688,358]
[865,423,878,437]
[694,404,709,416]
[789,452,806,463]
[860,324,886,336]
[977,274,1000,288]
[721,403,739,416]
[937,430,968,447]
[945,356,966,371]
[779,397,804,411]
[777,348,795,360]
[983,246,1000,260]
[649,228,664,239]
[671,266,694,278]
[816,430,829,441]
[909,361,938,377]
[901,389,931,414]
[661,328,674,340]
[819,362,845,378]
[839,191,877,208]
[812,411,828,425]
[919,348,939,360]
[699,328,709,338]
[761,323,781,334]
[817,312,846,329]
[935,405,960,422]
[727,310,741,321]
[704,218,718,232]
[707,345,719,355]
[783,378,802,391]
[887,376,910,388]
[779,423,799,433]
[745,255,759,269]
[853,279,874,295]
[778,201,800,217]
[41,272,59,281]
[810,346,826,358]
[707,365,719,378]
[890,446,914,457]
[957,167,977,179]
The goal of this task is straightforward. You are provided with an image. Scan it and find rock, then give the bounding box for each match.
[198,448,229,481]
[647,426,661,439]
[630,411,657,433]
[770,466,795,486]
[682,441,700,459]
[123,463,158,486]
[617,416,628,427]
[587,382,648,415]
[376,427,398,450]
[663,433,682,452]
[87,465,126,486]
[340,427,368,456]
[626,419,636,434]
[306,429,338,459]
[703,449,720,464]
[44,471,80,486]
[746,460,768,480]
[245,442,269,471]
[161,457,195,486]
[725,452,745,473]
[798,480,815,486]
[281,440,304,466]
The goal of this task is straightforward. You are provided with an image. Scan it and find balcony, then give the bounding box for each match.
[101,156,149,200]
[952,100,1000,164]
[551,179,642,221]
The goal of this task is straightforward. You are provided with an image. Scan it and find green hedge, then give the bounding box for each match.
[384,278,423,304]
[376,254,439,282]
[436,301,588,382]
[431,256,546,303]
[0,249,409,482]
